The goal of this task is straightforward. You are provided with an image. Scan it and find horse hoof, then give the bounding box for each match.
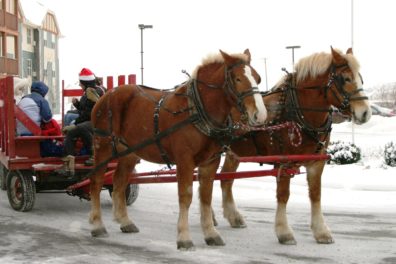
[120,223,139,233]
[316,236,335,244]
[205,236,225,246]
[91,227,108,237]
[278,235,297,245]
[230,219,247,228]
[177,240,195,250]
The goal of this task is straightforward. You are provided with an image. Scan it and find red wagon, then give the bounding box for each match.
[0,75,329,212]
[0,75,139,211]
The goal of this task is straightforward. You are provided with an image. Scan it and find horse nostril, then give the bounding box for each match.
[254,112,258,122]
[362,110,368,121]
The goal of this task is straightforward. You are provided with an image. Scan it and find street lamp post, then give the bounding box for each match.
[351,0,355,143]
[286,45,301,86]
[138,24,153,85]
[263,57,269,91]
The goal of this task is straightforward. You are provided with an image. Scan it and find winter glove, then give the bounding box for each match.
[62,124,76,134]
[86,88,100,102]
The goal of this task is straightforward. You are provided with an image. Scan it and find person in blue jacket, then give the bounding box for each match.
[16,81,52,136]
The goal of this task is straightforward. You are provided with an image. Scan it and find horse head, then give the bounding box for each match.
[219,49,267,126]
[293,47,371,125]
[326,47,371,124]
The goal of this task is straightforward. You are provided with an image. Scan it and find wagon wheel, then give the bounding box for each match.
[108,184,139,206]
[6,170,36,212]
[0,164,7,191]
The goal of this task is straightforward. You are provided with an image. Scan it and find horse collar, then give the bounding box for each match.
[187,79,235,141]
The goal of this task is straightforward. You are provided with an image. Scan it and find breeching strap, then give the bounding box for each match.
[87,114,199,178]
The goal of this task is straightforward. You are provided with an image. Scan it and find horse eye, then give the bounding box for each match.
[236,78,241,82]
[344,77,352,82]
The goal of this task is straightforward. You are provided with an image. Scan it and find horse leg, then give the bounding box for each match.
[219,152,246,228]
[89,143,112,237]
[275,172,296,245]
[176,160,195,250]
[306,162,334,244]
[112,154,139,233]
[199,158,225,246]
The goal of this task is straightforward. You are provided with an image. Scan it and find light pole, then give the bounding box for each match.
[286,45,301,86]
[350,0,355,143]
[262,57,269,91]
[285,45,301,73]
[138,24,153,85]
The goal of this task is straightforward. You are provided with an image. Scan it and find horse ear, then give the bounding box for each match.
[219,50,233,66]
[244,49,251,63]
[331,46,344,64]
[346,47,353,54]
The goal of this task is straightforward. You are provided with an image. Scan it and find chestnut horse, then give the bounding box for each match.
[89,49,267,249]
[217,47,371,245]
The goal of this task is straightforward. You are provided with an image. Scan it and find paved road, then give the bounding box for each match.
[1,178,395,264]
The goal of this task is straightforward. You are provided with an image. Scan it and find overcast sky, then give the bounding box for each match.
[41,0,396,90]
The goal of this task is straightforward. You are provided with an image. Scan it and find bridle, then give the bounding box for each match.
[223,62,260,113]
[262,63,368,153]
[194,61,260,113]
[188,61,260,138]
[324,63,368,111]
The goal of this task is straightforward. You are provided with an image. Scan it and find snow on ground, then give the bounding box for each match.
[0,115,395,263]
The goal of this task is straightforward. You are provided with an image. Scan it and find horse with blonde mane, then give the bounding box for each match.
[89,49,267,249]
[216,47,371,245]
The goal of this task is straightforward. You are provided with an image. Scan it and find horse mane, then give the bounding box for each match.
[191,52,249,79]
[294,49,360,84]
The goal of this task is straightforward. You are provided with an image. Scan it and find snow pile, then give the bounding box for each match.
[327,141,361,164]
[384,141,396,166]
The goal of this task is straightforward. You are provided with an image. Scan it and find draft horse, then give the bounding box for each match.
[89,49,267,249]
[217,47,371,245]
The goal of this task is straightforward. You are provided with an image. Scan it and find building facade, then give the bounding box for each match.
[0,0,19,75]
[0,0,61,113]
[18,0,61,113]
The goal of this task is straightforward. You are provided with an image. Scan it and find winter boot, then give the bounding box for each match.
[56,155,75,177]
[84,156,94,166]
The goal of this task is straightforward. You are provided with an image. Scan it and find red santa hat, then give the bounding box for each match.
[79,68,95,81]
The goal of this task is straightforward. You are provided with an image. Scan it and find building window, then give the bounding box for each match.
[27,59,32,76]
[6,0,15,14]
[43,31,47,47]
[27,28,32,44]
[6,35,16,59]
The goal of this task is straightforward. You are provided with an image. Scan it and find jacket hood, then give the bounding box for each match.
[31,81,49,97]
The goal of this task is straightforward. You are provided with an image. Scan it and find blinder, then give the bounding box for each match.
[325,64,368,111]
[224,61,261,114]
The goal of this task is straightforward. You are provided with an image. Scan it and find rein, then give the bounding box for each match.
[90,61,258,176]
[89,114,199,178]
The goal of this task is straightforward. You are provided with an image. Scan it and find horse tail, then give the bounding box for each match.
[92,85,136,136]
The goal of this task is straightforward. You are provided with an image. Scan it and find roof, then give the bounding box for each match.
[18,0,61,35]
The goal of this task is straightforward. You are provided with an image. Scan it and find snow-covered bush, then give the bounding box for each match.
[327,141,361,165]
[384,142,396,167]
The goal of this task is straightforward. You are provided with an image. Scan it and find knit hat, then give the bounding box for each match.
[79,68,95,81]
